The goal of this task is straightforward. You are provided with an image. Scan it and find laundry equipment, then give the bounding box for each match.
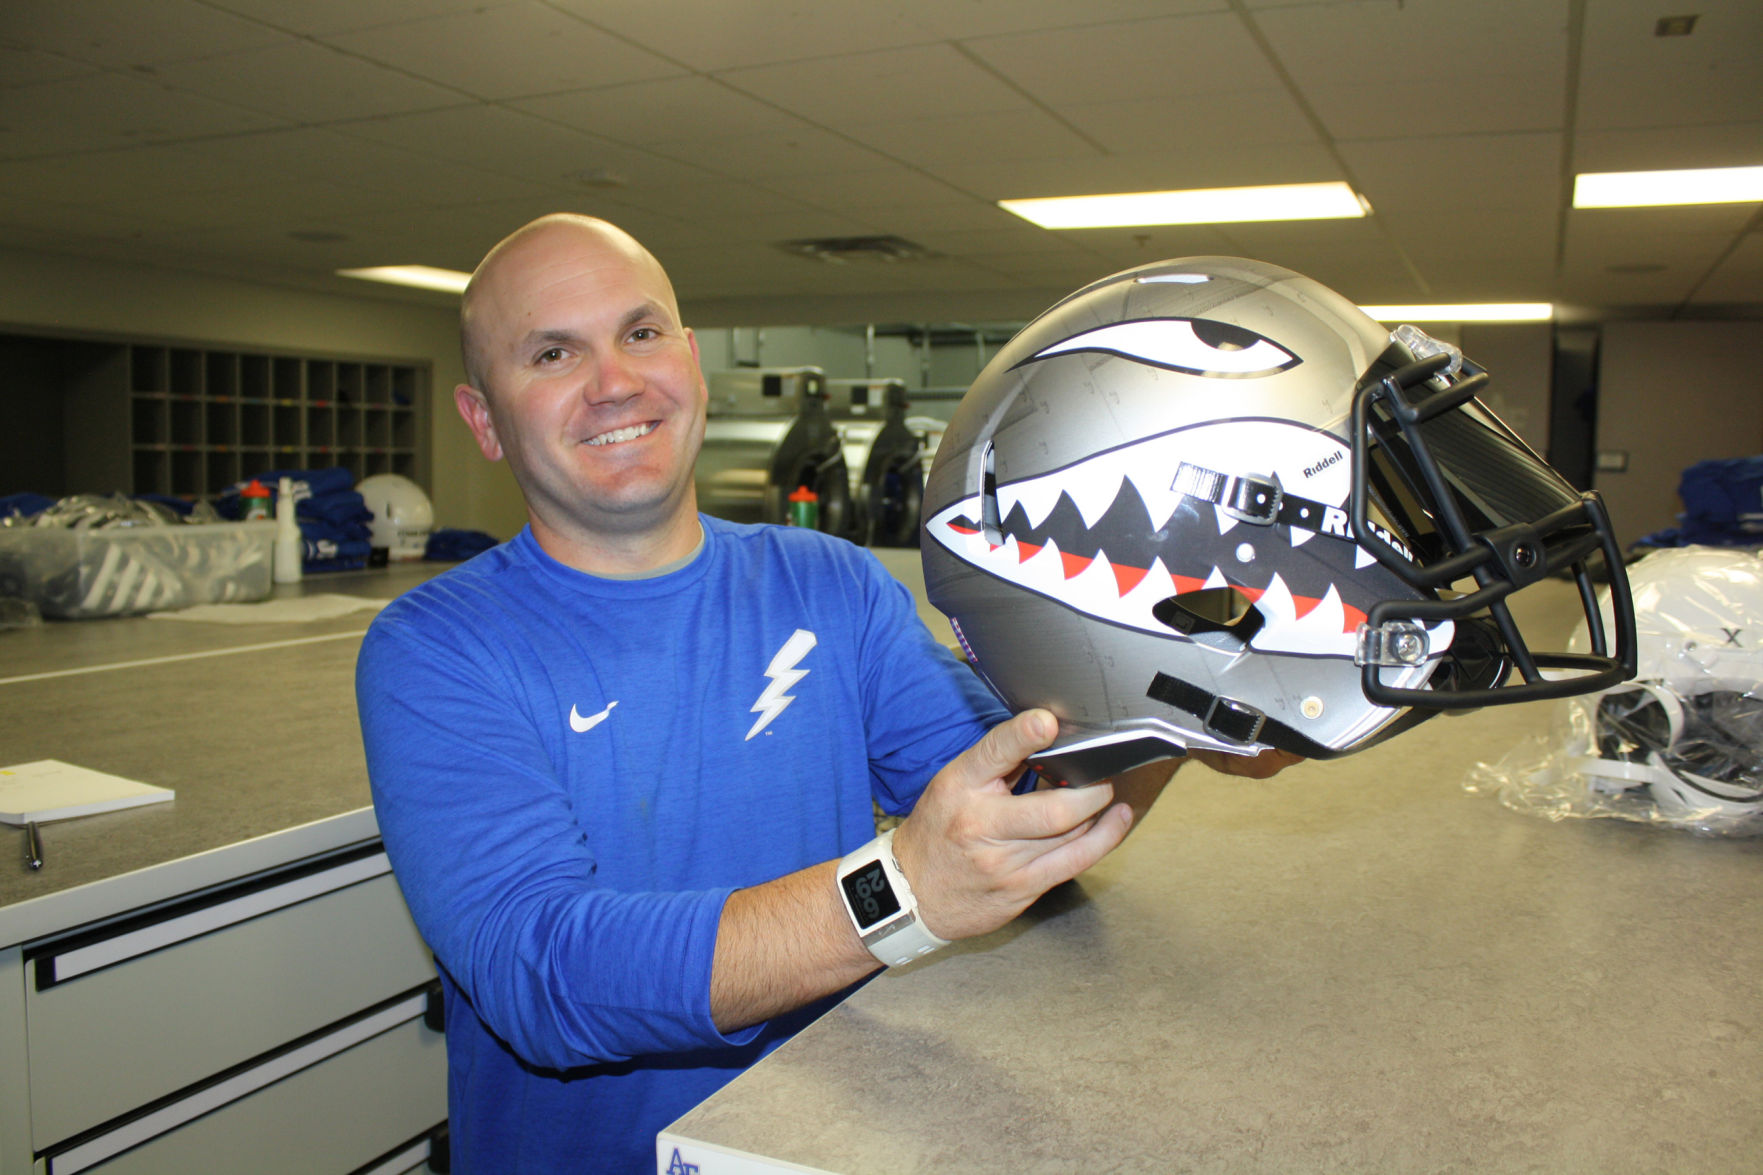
[899,387,968,488]
[826,379,927,548]
[697,367,854,537]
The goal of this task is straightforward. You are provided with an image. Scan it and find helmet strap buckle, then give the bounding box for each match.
[1171,463,1283,525]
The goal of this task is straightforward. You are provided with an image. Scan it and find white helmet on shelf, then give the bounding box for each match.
[357,474,434,562]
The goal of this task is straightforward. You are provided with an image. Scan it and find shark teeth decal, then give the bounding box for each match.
[926,423,1450,662]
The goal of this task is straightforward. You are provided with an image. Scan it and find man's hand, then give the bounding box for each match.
[890,709,1134,942]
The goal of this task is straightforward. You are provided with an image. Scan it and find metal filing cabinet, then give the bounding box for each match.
[0,844,446,1175]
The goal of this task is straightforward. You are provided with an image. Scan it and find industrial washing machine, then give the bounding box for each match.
[826,378,928,548]
[696,367,856,538]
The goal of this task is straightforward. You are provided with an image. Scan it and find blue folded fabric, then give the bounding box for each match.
[1632,454,1763,551]
[300,489,373,529]
[425,528,499,561]
[0,492,55,522]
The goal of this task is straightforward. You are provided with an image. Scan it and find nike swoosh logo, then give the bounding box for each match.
[569,701,617,733]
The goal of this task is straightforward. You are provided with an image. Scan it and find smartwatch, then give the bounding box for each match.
[835,829,949,967]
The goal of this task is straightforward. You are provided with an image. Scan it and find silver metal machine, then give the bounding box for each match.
[697,367,855,537]
[826,378,928,547]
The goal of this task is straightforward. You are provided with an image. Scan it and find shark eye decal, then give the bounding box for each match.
[1026,317,1300,379]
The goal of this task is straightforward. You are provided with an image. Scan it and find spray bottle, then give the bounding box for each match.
[273,476,303,584]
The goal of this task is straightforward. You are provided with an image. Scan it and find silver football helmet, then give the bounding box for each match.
[922,257,1636,785]
[1573,546,1763,825]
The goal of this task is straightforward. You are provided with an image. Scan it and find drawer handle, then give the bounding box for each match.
[43,987,429,1175]
[36,849,391,988]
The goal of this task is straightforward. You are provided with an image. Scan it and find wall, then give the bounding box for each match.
[1595,321,1763,548]
[0,246,527,540]
[1459,322,1552,456]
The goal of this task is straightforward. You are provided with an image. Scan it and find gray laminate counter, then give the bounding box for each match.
[0,564,439,947]
[662,580,1763,1173]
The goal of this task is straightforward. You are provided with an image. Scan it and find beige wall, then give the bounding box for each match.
[0,246,528,540]
[1595,320,1763,548]
[1460,322,1552,456]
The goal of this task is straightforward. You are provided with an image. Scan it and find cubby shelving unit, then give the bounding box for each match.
[121,343,425,498]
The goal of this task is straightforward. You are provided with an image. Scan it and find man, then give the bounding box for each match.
[358,214,1291,1173]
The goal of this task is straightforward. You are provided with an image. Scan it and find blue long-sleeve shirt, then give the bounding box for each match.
[357,518,1005,1174]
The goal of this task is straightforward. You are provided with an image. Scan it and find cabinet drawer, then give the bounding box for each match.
[44,1008,446,1175]
[25,847,436,1147]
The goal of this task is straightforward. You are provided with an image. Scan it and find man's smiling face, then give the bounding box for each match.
[455,217,709,558]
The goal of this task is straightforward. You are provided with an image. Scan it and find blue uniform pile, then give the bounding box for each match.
[216,466,375,572]
[1635,455,1763,551]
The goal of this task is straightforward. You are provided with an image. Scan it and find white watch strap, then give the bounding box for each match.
[836,828,949,967]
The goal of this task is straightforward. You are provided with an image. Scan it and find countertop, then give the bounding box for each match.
[663,578,1763,1173]
[0,564,440,947]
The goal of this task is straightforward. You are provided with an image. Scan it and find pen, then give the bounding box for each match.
[24,822,43,871]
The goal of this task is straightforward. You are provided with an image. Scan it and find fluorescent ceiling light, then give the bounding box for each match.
[337,265,471,294]
[1359,303,1554,323]
[1573,165,1763,208]
[999,182,1369,228]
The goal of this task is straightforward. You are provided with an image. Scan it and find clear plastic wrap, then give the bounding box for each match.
[1465,546,1763,836]
[0,495,274,619]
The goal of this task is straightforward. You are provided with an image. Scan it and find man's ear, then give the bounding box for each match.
[685,327,708,407]
[454,384,504,461]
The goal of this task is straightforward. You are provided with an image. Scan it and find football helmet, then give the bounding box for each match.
[357,473,435,562]
[922,257,1636,785]
[1572,546,1762,824]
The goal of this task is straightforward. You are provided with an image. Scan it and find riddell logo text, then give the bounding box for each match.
[1302,451,1344,478]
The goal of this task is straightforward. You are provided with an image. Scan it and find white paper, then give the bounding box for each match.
[0,760,175,825]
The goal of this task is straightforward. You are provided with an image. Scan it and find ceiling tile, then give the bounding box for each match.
[1576,0,1763,131]
[718,43,1032,127]
[511,77,814,146]
[547,0,934,72]
[334,105,616,177]
[0,0,1754,323]
[774,169,977,214]
[0,145,252,203]
[0,45,102,87]
[1342,132,1564,213]
[0,72,284,158]
[648,127,896,181]
[1056,90,1318,156]
[1255,0,1569,138]
[1375,208,1561,262]
[200,0,501,37]
[1687,231,1763,306]
[836,109,1105,171]
[1573,122,1763,173]
[321,2,685,101]
[965,11,1284,106]
[941,144,1345,201]
[2,0,288,66]
[148,40,467,123]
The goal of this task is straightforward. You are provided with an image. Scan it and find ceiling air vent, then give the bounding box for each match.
[777,235,938,264]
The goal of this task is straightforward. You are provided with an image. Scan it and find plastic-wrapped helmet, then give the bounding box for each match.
[357,474,435,562]
[921,257,1636,785]
[1571,546,1763,824]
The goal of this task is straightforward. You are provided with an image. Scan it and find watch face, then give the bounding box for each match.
[840,860,902,930]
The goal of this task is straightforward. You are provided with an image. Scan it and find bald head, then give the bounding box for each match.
[459,213,680,397]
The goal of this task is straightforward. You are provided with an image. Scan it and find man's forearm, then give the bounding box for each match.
[709,860,880,1033]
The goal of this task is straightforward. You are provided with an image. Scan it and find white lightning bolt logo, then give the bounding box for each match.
[746,628,817,740]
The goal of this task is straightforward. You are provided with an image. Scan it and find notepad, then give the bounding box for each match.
[0,760,175,825]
